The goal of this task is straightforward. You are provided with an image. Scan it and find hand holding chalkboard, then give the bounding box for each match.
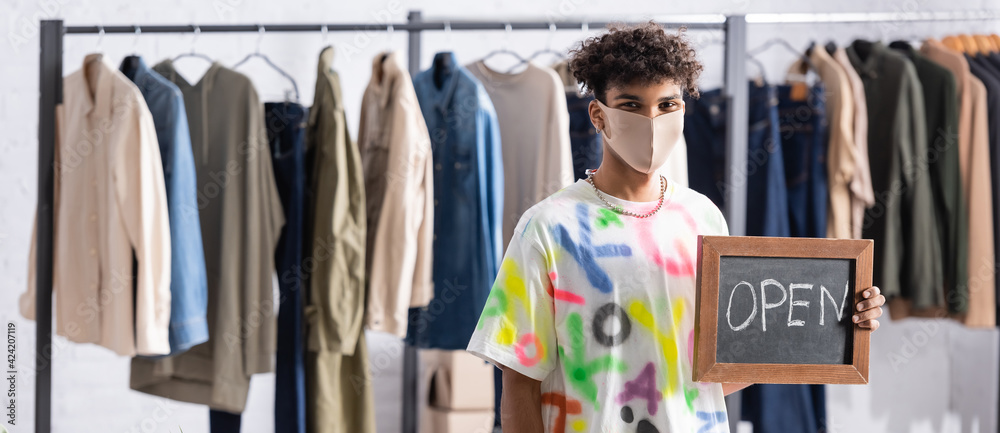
[693,236,874,385]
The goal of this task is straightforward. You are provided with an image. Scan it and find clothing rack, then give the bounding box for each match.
[34,11,745,433]
[33,7,1000,433]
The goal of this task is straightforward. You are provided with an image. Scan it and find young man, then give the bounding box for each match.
[467,22,886,432]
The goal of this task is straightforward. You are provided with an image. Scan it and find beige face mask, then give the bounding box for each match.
[595,99,685,174]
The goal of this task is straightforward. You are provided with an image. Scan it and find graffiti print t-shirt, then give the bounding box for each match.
[467,178,731,433]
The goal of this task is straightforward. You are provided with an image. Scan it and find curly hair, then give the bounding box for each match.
[567,21,703,103]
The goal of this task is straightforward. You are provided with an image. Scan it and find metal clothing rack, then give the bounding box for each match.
[34,10,747,433]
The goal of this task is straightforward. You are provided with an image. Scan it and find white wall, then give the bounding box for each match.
[1,0,999,432]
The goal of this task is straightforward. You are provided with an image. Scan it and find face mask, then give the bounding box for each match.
[595,99,685,174]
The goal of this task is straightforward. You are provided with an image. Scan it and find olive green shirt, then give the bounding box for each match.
[847,40,943,308]
[304,46,375,432]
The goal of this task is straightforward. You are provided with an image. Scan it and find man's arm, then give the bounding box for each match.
[501,366,544,432]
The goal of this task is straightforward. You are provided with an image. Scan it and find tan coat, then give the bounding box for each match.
[922,39,996,326]
[789,48,857,239]
[304,46,375,432]
[832,47,877,239]
[130,60,284,413]
[358,51,435,337]
[22,54,172,356]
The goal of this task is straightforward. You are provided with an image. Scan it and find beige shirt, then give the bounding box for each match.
[789,48,856,239]
[358,51,435,337]
[467,60,573,250]
[833,47,877,239]
[22,54,172,357]
[130,60,284,413]
[922,39,996,326]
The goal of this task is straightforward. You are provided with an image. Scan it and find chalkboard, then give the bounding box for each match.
[716,257,854,365]
[694,236,873,385]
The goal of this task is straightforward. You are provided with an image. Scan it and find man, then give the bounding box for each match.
[467,22,885,432]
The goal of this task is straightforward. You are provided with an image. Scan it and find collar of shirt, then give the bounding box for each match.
[370,50,404,110]
[316,46,344,111]
[424,51,462,117]
[77,53,116,119]
[847,39,886,80]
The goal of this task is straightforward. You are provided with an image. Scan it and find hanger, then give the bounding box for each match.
[942,35,966,53]
[747,37,817,72]
[976,34,998,53]
[959,34,980,55]
[444,21,454,51]
[173,25,214,63]
[96,25,105,51]
[122,25,143,71]
[506,22,565,73]
[480,23,527,69]
[233,25,301,102]
[746,55,766,87]
[386,24,395,52]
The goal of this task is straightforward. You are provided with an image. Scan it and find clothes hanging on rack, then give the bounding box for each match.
[466,59,574,252]
[847,40,943,310]
[265,100,309,433]
[358,50,435,338]
[120,55,210,356]
[776,82,828,238]
[887,42,970,317]
[304,46,375,433]
[831,47,877,241]
[130,60,284,414]
[685,80,791,237]
[965,52,1000,322]
[21,53,173,357]
[407,51,504,351]
[922,38,997,326]
[789,47,859,240]
[551,60,603,181]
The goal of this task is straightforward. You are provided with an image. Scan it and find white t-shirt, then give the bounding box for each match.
[468,178,732,433]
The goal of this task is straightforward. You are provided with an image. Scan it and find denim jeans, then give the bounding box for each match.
[684,81,790,237]
[268,102,308,433]
[742,384,827,433]
[777,84,828,238]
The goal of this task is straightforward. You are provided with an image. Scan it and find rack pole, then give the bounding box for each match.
[723,15,748,236]
[402,14,423,433]
[36,19,62,433]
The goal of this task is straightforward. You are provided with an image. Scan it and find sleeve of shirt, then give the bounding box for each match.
[467,215,558,382]
[366,82,435,337]
[478,90,505,274]
[900,65,944,309]
[164,88,210,351]
[22,105,64,322]
[119,93,172,356]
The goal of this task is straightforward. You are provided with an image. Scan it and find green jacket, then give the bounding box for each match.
[304,45,375,433]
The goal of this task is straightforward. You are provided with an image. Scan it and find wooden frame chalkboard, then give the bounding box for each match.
[693,235,874,384]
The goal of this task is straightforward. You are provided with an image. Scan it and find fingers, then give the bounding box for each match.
[858,319,880,331]
[862,286,881,299]
[856,294,886,312]
[852,306,883,324]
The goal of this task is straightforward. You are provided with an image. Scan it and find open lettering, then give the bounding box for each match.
[726,280,850,331]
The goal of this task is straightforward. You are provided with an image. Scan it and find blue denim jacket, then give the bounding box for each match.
[121,56,209,354]
[407,52,504,350]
